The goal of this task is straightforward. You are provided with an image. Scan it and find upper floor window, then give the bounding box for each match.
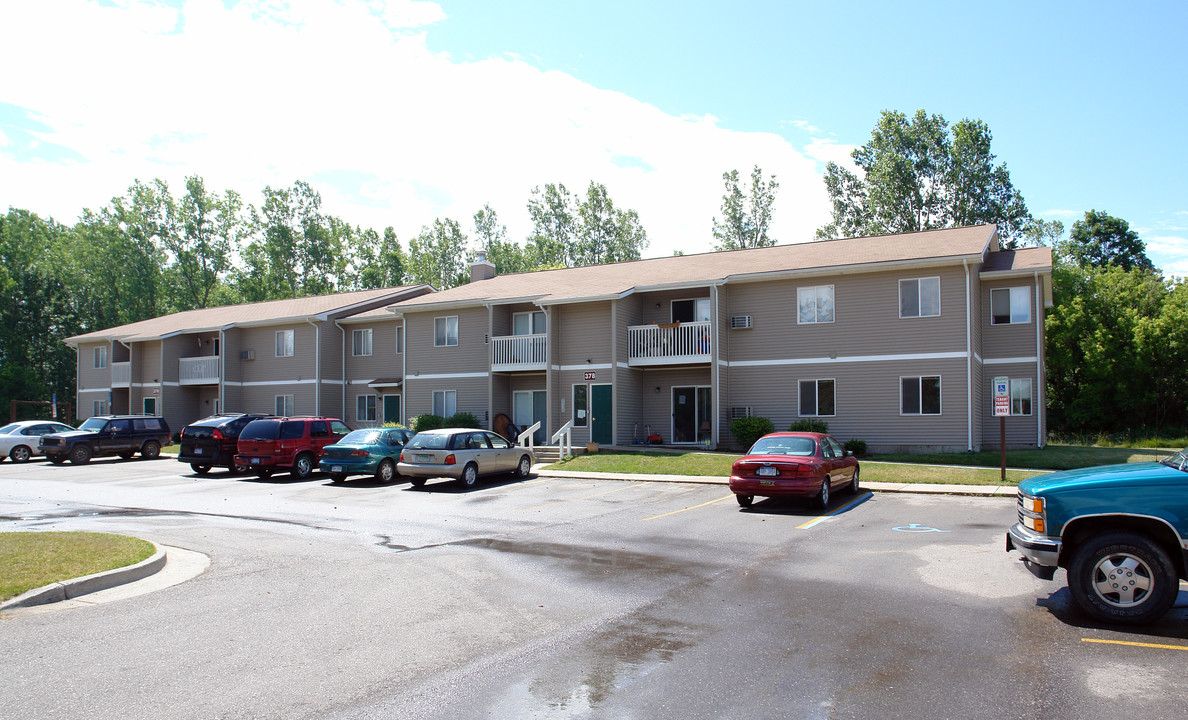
[93,345,108,369]
[901,376,941,415]
[798,286,835,324]
[899,277,941,318]
[395,326,404,354]
[276,329,295,357]
[672,298,710,323]
[1011,378,1032,416]
[990,287,1030,325]
[435,316,459,347]
[352,328,373,357]
[798,379,836,417]
[513,311,546,335]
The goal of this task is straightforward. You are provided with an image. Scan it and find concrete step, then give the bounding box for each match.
[526,445,585,462]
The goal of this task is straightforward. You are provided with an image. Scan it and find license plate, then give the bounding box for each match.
[194,448,203,454]
[757,466,779,477]
[251,457,260,464]
[331,465,343,473]
[416,454,433,462]
[760,480,775,486]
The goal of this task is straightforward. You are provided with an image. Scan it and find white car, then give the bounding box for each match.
[397,428,534,488]
[0,420,76,463]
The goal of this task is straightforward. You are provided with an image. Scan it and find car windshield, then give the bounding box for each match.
[340,430,381,445]
[79,418,107,432]
[405,433,450,450]
[1159,448,1188,472]
[748,436,816,456]
[0,423,17,434]
[240,420,281,440]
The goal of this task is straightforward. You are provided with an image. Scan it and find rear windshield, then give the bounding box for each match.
[405,433,450,450]
[748,436,816,456]
[0,423,17,434]
[341,430,381,445]
[240,420,281,440]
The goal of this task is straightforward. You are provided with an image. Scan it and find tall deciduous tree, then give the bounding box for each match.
[712,165,779,250]
[166,176,242,310]
[238,181,343,301]
[525,183,576,268]
[573,182,649,265]
[1060,209,1154,271]
[407,218,467,289]
[817,110,1032,244]
[472,204,528,275]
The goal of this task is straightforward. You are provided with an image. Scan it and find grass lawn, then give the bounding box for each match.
[868,444,1176,470]
[0,532,155,603]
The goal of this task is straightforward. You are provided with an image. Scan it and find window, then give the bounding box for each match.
[93,400,108,416]
[276,329,295,357]
[1011,378,1033,416]
[798,285,835,324]
[798,379,836,417]
[990,287,1030,325]
[901,376,941,415]
[432,390,457,418]
[899,277,941,318]
[395,326,404,354]
[671,298,711,323]
[93,346,108,369]
[275,394,294,416]
[434,316,459,347]
[512,311,546,335]
[572,384,588,427]
[356,394,377,422]
[352,328,373,357]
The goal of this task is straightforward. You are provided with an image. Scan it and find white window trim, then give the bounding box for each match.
[275,329,295,357]
[798,378,837,417]
[395,326,404,354]
[670,297,711,324]
[434,316,459,347]
[352,328,373,357]
[990,287,1031,325]
[432,389,457,417]
[898,277,941,319]
[1010,378,1033,416]
[899,375,943,416]
[94,346,108,369]
[275,394,294,416]
[356,394,377,422]
[797,285,835,325]
[93,400,108,416]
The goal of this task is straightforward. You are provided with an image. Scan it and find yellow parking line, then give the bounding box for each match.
[523,482,646,510]
[643,494,734,521]
[1082,638,1188,652]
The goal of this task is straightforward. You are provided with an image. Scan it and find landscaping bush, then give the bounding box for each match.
[788,419,830,434]
[411,414,444,432]
[443,412,481,429]
[844,438,867,456]
[381,421,410,430]
[731,416,775,450]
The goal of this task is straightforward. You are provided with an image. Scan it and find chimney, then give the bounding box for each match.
[469,250,496,283]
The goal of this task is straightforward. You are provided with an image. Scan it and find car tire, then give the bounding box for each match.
[515,455,531,478]
[1068,532,1179,625]
[191,463,212,475]
[69,445,92,465]
[292,453,314,480]
[9,445,32,463]
[736,494,754,508]
[815,476,830,509]
[409,478,427,489]
[48,454,67,465]
[847,466,860,495]
[329,473,347,484]
[458,463,478,489]
[230,462,249,475]
[118,451,135,460]
[375,459,396,483]
[141,441,161,459]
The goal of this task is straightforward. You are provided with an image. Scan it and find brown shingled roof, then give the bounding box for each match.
[393,224,1006,310]
[979,246,1054,274]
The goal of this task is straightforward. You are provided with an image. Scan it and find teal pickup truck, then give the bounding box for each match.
[1007,448,1188,624]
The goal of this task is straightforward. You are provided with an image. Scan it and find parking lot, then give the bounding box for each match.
[2,456,1187,719]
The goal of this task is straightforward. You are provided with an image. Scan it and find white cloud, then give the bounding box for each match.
[0,0,832,257]
[1144,234,1188,277]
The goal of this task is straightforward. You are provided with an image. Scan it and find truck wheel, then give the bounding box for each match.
[140,441,161,459]
[1068,532,1179,625]
[69,445,92,465]
[49,454,67,465]
[191,464,212,475]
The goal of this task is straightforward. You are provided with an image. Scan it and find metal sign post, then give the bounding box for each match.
[993,376,1010,482]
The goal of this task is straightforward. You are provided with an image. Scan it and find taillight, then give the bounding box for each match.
[399,452,405,462]
[211,428,224,440]
[445,454,456,465]
[350,450,368,457]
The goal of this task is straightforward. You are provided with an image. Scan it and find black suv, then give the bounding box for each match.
[40,415,172,465]
[178,413,272,475]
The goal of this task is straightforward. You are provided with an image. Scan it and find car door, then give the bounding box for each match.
[823,436,850,486]
[486,432,514,471]
[100,419,132,454]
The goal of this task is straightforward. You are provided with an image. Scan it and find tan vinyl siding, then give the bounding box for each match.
[404,376,490,427]
[133,341,163,386]
[634,367,712,445]
[980,361,1041,448]
[616,366,643,443]
[981,280,1039,359]
[491,374,511,424]
[78,389,110,418]
[221,328,243,412]
[403,307,489,375]
[236,324,317,383]
[344,321,402,380]
[555,301,612,366]
[238,383,317,417]
[77,341,111,391]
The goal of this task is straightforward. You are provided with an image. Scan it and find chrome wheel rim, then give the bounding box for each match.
[11,446,30,462]
[1092,552,1153,607]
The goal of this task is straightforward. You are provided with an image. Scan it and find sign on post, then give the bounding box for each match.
[993,376,1009,481]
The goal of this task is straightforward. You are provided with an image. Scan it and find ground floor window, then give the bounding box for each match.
[901,376,941,415]
[275,394,294,417]
[93,400,108,416]
[572,384,588,427]
[672,386,712,444]
[432,390,456,418]
[1010,378,1032,415]
[798,379,836,417]
[356,394,377,422]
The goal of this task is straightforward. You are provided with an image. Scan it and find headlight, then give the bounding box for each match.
[1019,493,1047,534]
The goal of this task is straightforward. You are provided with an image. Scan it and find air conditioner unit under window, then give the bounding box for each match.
[730,406,753,420]
[731,315,752,329]
[240,349,255,361]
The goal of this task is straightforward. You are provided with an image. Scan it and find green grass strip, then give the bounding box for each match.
[0,531,155,602]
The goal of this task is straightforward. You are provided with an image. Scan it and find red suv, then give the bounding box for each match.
[235,417,350,479]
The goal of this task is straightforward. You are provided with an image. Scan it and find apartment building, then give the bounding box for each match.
[66,286,432,431]
[392,224,1051,452]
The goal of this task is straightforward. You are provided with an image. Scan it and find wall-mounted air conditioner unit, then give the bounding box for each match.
[240,350,255,360]
[731,315,752,329]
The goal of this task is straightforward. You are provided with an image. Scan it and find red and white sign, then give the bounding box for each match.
[994,395,1011,417]
[583,371,597,381]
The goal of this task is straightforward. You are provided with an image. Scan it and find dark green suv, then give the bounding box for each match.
[40,415,172,465]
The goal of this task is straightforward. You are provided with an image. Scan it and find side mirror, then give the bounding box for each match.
[845,450,853,456]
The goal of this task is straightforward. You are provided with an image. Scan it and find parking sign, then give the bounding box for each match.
[993,376,1010,417]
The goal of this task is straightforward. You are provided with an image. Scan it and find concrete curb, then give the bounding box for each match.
[532,466,1016,496]
[0,542,167,611]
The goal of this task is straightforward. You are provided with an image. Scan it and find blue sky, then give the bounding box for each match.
[1,0,1185,273]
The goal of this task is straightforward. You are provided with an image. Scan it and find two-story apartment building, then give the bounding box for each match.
[66,286,432,431]
[392,224,1051,452]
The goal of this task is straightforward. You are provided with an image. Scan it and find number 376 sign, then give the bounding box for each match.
[993,376,1010,417]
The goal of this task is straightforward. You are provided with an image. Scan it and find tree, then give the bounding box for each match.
[817,110,1031,243]
[1060,210,1153,272]
[472,204,528,275]
[525,183,576,268]
[573,182,649,265]
[165,176,242,310]
[712,165,779,250]
[237,181,343,301]
[1019,219,1064,249]
[406,218,467,289]
[355,226,407,289]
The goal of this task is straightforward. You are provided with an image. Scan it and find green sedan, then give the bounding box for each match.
[319,427,413,483]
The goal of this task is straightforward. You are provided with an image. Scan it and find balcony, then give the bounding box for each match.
[179,356,220,385]
[628,321,712,367]
[112,361,131,388]
[491,334,547,372]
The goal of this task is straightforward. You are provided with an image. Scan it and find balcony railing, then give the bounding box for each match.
[491,334,547,371]
[111,361,131,388]
[628,321,712,366]
[179,356,220,385]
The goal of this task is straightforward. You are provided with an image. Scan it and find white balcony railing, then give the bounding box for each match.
[628,320,713,366]
[111,361,131,388]
[491,333,547,371]
[179,356,220,385]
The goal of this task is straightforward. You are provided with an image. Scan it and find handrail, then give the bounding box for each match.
[517,420,542,450]
[551,420,573,458]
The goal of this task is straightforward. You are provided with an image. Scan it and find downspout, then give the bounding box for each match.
[964,260,973,452]
[217,330,225,413]
[334,320,347,424]
[306,318,321,416]
[712,281,723,448]
[610,299,617,446]
[486,303,493,432]
[1035,270,1043,448]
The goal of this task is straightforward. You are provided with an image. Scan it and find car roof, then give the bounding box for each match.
[7,419,70,427]
[761,432,828,439]
[418,428,487,435]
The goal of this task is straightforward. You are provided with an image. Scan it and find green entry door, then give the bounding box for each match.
[383,395,401,425]
[591,384,612,445]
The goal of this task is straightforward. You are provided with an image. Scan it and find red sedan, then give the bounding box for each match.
[729,432,860,509]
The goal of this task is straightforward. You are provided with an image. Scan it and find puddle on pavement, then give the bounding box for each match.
[457,538,699,579]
